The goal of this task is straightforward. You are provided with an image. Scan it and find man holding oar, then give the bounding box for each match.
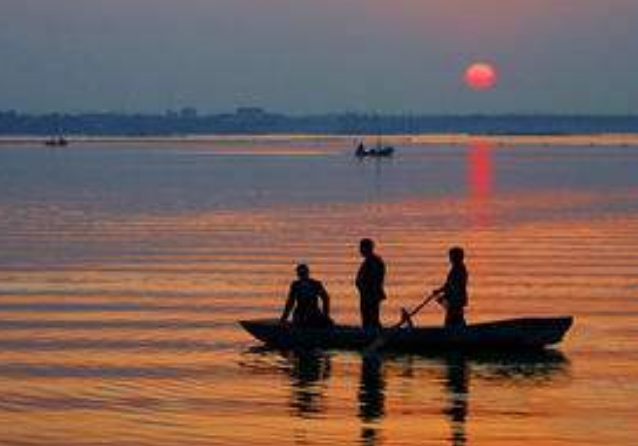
[400,246,469,328]
[434,246,469,328]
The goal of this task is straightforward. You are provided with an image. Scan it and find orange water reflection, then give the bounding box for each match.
[237,349,569,446]
[0,146,637,445]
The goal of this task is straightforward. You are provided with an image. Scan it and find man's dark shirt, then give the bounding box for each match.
[442,264,468,309]
[356,254,386,302]
[289,278,327,322]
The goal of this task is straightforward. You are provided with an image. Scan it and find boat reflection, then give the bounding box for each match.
[359,355,386,421]
[442,353,470,446]
[284,349,332,417]
[409,349,568,446]
[239,348,569,446]
[357,352,468,446]
[359,355,386,445]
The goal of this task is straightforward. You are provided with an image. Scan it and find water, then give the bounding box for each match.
[0,139,636,445]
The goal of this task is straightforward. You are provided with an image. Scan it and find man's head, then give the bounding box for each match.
[359,238,375,258]
[296,263,310,279]
[448,246,465,265]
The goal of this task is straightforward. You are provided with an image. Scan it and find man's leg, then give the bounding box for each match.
[445,307,466,328]
[361,298,381,331]
[367,300,382,330]
[360,299,370,329]
[371,300,382,329]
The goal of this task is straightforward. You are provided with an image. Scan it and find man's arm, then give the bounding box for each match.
[434,271,452,302]
[355,262,366,291]
[318,283,331,318]
[280,286,296,323]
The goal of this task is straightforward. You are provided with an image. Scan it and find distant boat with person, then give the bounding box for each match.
[355,140,395,158]
[44,136,69,147]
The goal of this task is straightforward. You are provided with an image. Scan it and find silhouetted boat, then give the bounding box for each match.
[44,136,69,147]
[240,317,573,352]
[355,141,395,158]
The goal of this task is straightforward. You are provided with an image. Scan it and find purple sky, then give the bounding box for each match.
[1,0,636,113]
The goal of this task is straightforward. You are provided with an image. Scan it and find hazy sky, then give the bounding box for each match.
[1,0,637,114]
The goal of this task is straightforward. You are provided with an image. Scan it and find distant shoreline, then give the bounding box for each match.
[2,133,638,147]
[2,111,637,141]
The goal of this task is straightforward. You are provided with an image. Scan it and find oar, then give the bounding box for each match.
[364,290,440,356]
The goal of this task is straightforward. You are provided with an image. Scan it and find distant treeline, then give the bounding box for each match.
[1,108,638,136]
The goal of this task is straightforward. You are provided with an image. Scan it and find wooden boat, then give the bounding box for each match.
[240,317,573,352]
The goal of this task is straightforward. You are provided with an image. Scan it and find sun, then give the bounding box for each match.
[464,62,498,91]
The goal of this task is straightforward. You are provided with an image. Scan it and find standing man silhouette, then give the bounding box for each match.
[356,238,386,331]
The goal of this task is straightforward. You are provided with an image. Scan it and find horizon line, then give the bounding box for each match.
[2,109,638,118]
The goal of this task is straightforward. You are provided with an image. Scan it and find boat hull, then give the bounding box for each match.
[240,317,573,352]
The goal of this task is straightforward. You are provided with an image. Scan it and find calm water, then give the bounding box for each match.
[0,139,637,445]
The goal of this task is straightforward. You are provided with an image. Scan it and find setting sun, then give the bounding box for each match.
[465,62,498,90]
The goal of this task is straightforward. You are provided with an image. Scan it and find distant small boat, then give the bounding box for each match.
[240,317,573,352]
[44,136,69,147]
[355,141,395,158]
